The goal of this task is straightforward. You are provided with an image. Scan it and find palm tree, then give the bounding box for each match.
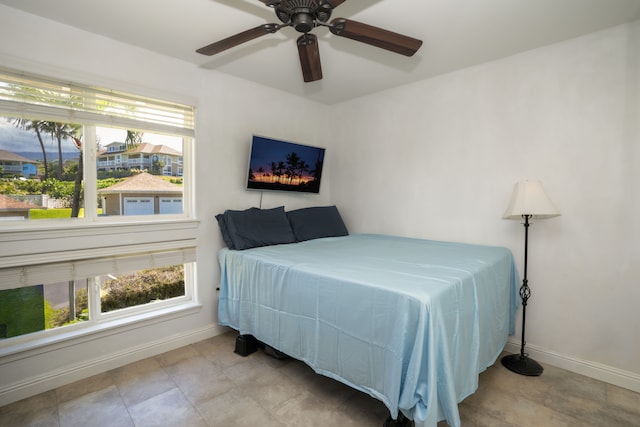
[285,152,301,184]
[70,136,83,218]
[125,130,143,151]
[68,136,84,322]
[296,160,310,184]
[12,119,50,180]
[307,157,323,192]
[272,161,285,183]
[41,122,82,179]
[312,157,323,181]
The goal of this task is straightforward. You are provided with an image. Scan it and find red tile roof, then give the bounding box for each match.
[0,194,39,209]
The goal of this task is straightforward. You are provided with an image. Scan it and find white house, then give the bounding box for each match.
[0,0,638,409]
[97,142,183,177]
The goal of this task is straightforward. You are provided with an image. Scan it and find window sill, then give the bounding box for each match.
[0,301,203,362]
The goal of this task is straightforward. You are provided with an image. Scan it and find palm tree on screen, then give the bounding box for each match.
[296,160,310,184]
[285,152,301,184]
[274,161,285,183]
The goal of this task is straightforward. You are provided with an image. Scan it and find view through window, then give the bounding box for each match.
[0,119,184,220]
[96,127,184,217]
[0,68,195,342]
[0,280,89,339]
[0,264,188,340]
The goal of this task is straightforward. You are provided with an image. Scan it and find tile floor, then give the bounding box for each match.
[1,330,639,427]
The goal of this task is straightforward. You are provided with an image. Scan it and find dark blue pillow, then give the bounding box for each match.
[215,213,235,249]
[222,206,296,250]
[286,205,348,242]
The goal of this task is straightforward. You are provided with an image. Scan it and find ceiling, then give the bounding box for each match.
[1,0,639,105]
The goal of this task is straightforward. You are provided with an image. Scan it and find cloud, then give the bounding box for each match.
[0,120,78,155]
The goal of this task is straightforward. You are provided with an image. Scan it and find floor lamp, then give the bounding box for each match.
[502,180,560,376]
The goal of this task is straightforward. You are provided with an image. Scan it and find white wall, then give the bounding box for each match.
[0,5,330,405]
[330,21,640,389]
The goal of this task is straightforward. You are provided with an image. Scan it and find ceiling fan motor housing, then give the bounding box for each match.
[275,0,334,33]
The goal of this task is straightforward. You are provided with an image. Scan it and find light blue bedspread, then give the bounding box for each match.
[218,234,519,427]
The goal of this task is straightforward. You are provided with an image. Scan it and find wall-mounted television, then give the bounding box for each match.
[246,135,325,194]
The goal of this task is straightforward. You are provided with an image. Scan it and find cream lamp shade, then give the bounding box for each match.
[503,180,560,220]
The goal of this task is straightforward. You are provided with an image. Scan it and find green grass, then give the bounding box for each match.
[29,208,101,219]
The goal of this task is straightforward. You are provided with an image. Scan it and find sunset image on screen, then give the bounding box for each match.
[247,136,325,194]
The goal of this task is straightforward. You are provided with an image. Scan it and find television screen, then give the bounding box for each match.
[246,135,325,194]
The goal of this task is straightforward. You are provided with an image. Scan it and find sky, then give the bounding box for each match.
[0,119,182,159]
[0,120,77,155]
[96,127,182,151]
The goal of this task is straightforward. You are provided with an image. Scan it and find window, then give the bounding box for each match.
[99,264,186,314]
[0,66,198,349]
[0,250,196,342]
[0,67,194,222]
[0,280,90,339]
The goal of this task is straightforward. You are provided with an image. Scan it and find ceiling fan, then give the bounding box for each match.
[196,0,423,82]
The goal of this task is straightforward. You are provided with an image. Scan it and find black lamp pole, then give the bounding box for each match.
[501,214,544,376]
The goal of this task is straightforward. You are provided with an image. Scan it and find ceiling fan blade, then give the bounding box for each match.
[196,24,280,56]
[297,33,323,82]
[329,18,422,57]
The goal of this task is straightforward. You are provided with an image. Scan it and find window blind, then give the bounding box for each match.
[0,248,196,290]
[0,67,194,138]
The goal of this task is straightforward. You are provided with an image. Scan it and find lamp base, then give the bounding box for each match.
[501,353,544,376]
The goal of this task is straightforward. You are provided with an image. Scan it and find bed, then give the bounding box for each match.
[216,206,519,427]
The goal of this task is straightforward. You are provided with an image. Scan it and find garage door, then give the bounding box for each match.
[124,197,154,215]
[159,197,183,214]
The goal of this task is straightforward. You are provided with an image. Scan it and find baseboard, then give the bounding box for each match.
[504,339,640,393]
[0,323,229,407]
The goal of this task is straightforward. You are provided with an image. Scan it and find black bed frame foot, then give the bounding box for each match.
[234,334,257,356]
[383,412,413,427]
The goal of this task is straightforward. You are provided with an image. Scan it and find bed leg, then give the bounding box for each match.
[234,334,258,356]
[383,412,413,427]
